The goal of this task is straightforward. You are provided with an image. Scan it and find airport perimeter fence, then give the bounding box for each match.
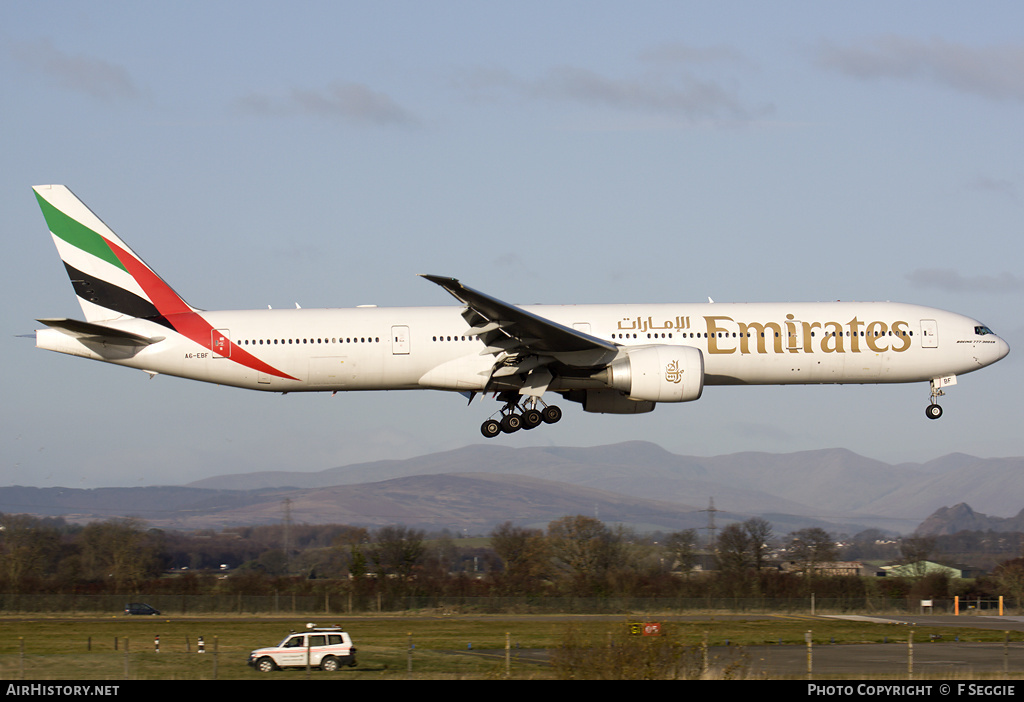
[0,593,1016,616]
[401,595,1019,616]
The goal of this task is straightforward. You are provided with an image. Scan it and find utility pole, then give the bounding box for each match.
[700,497,719,552]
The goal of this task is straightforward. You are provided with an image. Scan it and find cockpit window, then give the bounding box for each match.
[975,326,995,336]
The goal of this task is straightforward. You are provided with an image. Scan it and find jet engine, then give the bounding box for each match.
[595,345,704,403]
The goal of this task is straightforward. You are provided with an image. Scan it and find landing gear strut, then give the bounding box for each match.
[926,379,944,420]
[480,397,562,438]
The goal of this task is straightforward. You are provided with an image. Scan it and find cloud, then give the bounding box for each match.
[543,65,756,120]
[906,268,1024,294]
[233,81,417,127]
[815,36,1024,102]
[456,45,770,123]
[10,39,141,101]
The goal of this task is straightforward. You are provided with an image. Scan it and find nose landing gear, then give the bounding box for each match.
[926,378,946,420]
[480,398,562,438]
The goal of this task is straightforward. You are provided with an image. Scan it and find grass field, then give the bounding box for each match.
[0,613,1020,680]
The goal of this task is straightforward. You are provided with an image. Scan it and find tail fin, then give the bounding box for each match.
[33,185,196,324]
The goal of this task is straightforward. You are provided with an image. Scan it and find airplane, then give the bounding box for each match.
[32,184,1009,438]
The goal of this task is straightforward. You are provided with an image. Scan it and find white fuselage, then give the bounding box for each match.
[36,301,1010,394]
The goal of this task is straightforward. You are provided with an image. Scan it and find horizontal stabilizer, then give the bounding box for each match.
[37,318,164,347]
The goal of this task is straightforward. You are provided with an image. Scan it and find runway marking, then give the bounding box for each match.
[825,614,905,624]
[767,613,828,621]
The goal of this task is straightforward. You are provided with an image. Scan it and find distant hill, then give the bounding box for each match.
[186,441,1024,524]
[162,472,750,533]
[0,473,752,533]
[916,502,1024,536]
[188,442,906,514]
[2,442,1021,534]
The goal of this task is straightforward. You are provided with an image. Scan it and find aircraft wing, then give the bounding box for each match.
[421,275,620,396]
[420,275,617,355]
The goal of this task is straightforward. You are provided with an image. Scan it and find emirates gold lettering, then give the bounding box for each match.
[891,321,911,352]
[803,321,823,353]
[702,315,911,355]
[821,321,842,353]
[705,316,736,355]
[738,321,783,354]
[865,321,888,352]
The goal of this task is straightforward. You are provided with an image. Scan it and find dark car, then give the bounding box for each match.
[124,602,160,616]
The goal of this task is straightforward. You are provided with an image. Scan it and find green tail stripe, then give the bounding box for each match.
[34,191,127,273]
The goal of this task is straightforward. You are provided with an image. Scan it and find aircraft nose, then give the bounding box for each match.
[996,336,1010,362]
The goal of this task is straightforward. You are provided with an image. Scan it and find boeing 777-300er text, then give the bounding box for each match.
[32,185,1009,437]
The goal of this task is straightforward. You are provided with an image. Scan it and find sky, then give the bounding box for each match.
[2,2,1023,493]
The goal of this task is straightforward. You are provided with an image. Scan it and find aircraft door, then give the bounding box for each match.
[920,320,938,348]
[212,329,231,358]
[391,325,410,355]
[786,319,805,353]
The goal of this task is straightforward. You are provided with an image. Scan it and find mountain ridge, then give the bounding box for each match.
[2,442,1021,533]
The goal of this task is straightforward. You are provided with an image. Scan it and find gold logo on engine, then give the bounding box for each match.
[665,360,683,383]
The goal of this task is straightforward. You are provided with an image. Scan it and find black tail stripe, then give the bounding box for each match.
[62,262,169,326]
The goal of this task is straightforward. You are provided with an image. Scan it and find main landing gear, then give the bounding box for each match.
[481,398,562,438]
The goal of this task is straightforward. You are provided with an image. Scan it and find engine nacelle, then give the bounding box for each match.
[598,345,704,403]
[578,389,655,414]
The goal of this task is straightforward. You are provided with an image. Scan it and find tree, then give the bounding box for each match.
[369,525,425,580]
[787,527,838,576]
[663,528,699,575]
[744,518,774,571]
[489,521,549,592]
[547,515,623,594]
[250,548,289,575]
[331,526,370,578]
[714,518,774,575]
[78,518,162,590]
[993,557,1024,613]
[716,523,751,573]
[0,514,60,592]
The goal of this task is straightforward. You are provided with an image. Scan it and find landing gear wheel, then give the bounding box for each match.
[481,419,502,438]
[541,405,563,424]
[500,414,523,433]
[926,403,943,420]
[522,408,543,429]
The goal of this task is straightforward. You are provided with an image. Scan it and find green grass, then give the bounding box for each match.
[0,614,1018,680]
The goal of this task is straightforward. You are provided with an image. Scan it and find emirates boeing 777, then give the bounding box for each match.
[32,185,1009,437]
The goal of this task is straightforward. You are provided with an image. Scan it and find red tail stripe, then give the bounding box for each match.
[104,237,298,381]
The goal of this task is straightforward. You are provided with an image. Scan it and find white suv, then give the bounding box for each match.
[248,624,357,672]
